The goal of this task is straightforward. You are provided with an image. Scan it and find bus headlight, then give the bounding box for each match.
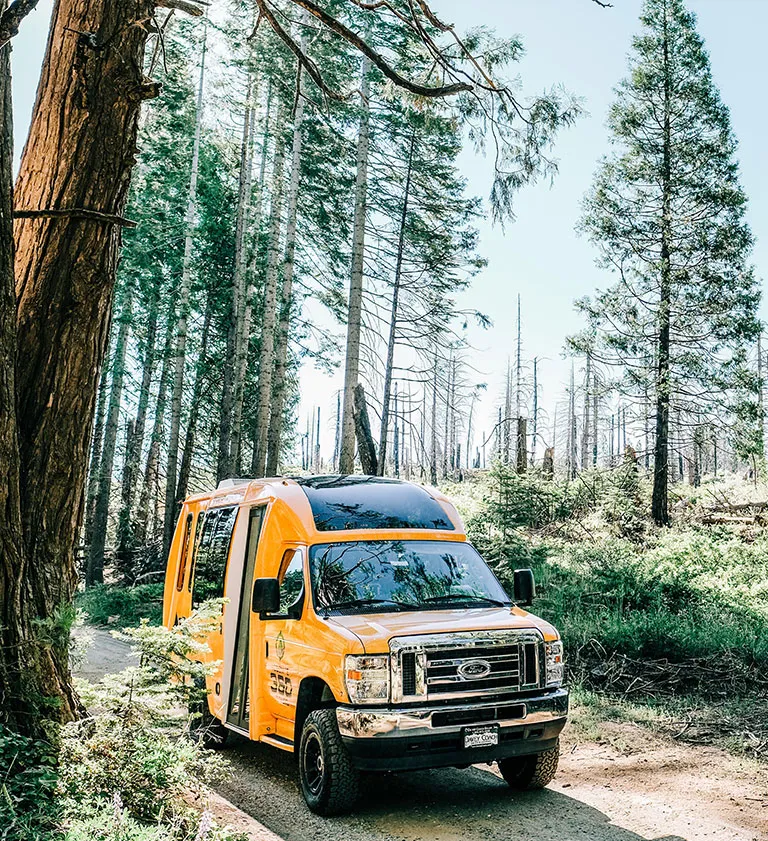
[344,655,390,704]
[545,641,564,687]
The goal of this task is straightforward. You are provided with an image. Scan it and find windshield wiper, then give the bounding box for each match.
[423,593,511,608]
[322,597,419,614]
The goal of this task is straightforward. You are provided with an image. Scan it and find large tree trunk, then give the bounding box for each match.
[0,25,33,735]
[266,64,306,476]
[338,58,371,474]
[163,19,207,555]
[12,0,159,724]
[251,104,286,478]
[378,131,414,475]
[87,292,132,585]
[230,82,272,474]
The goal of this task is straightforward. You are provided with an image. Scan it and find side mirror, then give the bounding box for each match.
[513,568,535,607]
[252,578,280,616]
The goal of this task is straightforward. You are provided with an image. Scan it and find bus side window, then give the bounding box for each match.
[192,506,238,608]
[188,510,208,592]
[176,513,194,591]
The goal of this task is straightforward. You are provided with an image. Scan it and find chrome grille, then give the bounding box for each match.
[426,644,525,694]
[390,630,543,702]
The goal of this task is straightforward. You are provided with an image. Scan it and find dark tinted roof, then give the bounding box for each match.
[295,476,455,532]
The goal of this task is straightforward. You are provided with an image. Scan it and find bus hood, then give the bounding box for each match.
[328,606,559,651]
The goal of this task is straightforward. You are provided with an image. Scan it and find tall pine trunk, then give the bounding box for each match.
[218,72,254,481]
[338,58,371,474]
[251,103,286,477]
[84,359,109,546]
[230,83,273,472]
[116,279,160,571]
[266,64,306,476]
[429,351,438,485]
[87,292,132,585]
[177,298,213,502]
[378,131,414,475]
[652,8,672,527]
[136,307,175,546]
[163,19,207,554]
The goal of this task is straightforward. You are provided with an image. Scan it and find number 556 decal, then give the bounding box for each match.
[270,671,293,697]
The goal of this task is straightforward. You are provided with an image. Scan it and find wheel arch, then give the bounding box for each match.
[295,675,336,744]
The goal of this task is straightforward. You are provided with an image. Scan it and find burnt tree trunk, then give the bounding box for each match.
[353,384,378,476]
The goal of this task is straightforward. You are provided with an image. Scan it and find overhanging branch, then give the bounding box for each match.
[277,0,472,98]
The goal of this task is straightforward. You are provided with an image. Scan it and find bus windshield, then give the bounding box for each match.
[308,540,510,614]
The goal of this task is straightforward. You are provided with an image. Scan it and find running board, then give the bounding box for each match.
[261,733,294,752]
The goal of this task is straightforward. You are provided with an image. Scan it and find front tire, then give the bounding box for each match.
[498,740,560,790]
[299,708,359,815]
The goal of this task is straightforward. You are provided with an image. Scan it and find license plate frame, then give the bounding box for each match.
[463,723,499,750]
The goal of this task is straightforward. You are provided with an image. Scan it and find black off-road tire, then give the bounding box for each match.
[299,708,360,815]
[189,689,229,750]
[498,739,560,790]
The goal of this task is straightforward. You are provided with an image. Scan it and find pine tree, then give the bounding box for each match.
[578,0,760,525]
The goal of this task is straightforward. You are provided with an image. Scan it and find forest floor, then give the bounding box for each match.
[76,628,768,841]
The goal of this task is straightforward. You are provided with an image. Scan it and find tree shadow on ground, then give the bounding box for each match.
[220,737,688,841]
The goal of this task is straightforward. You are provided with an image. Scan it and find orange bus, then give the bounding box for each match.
[163,475,567,814]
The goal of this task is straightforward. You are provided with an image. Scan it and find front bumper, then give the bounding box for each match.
[336,687,568,772]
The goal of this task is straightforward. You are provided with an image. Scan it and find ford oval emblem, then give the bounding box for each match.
[458,659,492,680]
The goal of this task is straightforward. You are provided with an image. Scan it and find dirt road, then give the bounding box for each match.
[77,629,768,841]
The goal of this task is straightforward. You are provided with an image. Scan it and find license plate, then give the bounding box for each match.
[463,724,499,749]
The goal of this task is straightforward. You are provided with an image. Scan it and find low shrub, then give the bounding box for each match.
[0,726,59,841]
[2,603,240,841]
[462,471,768,698]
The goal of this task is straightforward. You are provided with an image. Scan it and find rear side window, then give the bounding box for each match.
[176,513,194,591]
[191,505,238,606]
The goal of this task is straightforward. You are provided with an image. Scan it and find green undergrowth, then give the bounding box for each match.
[2,604,243,841]
[77,583,164,628]
[453,467,768,760]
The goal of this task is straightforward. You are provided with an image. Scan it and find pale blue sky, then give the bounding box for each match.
[12,0,768,460]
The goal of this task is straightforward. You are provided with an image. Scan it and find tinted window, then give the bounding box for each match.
[192,505,238,606]
[297,476,454,532]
